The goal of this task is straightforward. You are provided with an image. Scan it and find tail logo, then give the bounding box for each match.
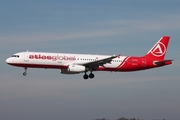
[151,42,166,57]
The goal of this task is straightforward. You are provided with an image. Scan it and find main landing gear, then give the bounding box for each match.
[23,68,27,76]
[83,72,95,80]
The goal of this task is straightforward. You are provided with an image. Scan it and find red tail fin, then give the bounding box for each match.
[144,36,170,60]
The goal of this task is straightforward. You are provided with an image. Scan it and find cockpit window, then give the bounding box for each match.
[12,55,19,58]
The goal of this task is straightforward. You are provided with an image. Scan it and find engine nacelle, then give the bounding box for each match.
[60,65,86,74]
[68,64,86,72]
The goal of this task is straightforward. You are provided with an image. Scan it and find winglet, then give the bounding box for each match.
[113,54,120,58]
[117,54,120,58]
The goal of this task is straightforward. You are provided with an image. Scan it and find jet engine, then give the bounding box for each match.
[68,64,86,72]
[60,65,86,74]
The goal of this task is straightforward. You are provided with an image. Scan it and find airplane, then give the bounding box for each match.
[6,36,173,79]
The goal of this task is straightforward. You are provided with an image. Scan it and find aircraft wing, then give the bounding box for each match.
[78,54,120,69]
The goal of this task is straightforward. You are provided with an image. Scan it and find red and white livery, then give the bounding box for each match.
[6,36,173,79]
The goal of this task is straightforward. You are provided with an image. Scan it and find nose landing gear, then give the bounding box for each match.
[23,68,27,76]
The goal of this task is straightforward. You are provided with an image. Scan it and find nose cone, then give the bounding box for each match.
[6,58,11,64]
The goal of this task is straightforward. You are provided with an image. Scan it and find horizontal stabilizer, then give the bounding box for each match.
[154,60,173,66]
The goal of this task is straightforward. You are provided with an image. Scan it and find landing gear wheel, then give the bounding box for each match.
[23,72,27,76]
[89,73,94,79]
[23,67,27,76]
[83,74,89,80]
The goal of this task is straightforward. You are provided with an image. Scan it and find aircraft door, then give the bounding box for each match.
[24,52,29,62]
[142,58,146,67]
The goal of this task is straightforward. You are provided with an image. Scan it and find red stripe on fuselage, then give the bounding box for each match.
[7,63,68,69]
[98,56,155,72]
[117,56,130,68]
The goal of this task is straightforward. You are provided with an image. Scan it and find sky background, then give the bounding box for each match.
[0,0,180,120]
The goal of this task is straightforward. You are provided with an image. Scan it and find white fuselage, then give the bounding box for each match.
[6,52,127,70]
